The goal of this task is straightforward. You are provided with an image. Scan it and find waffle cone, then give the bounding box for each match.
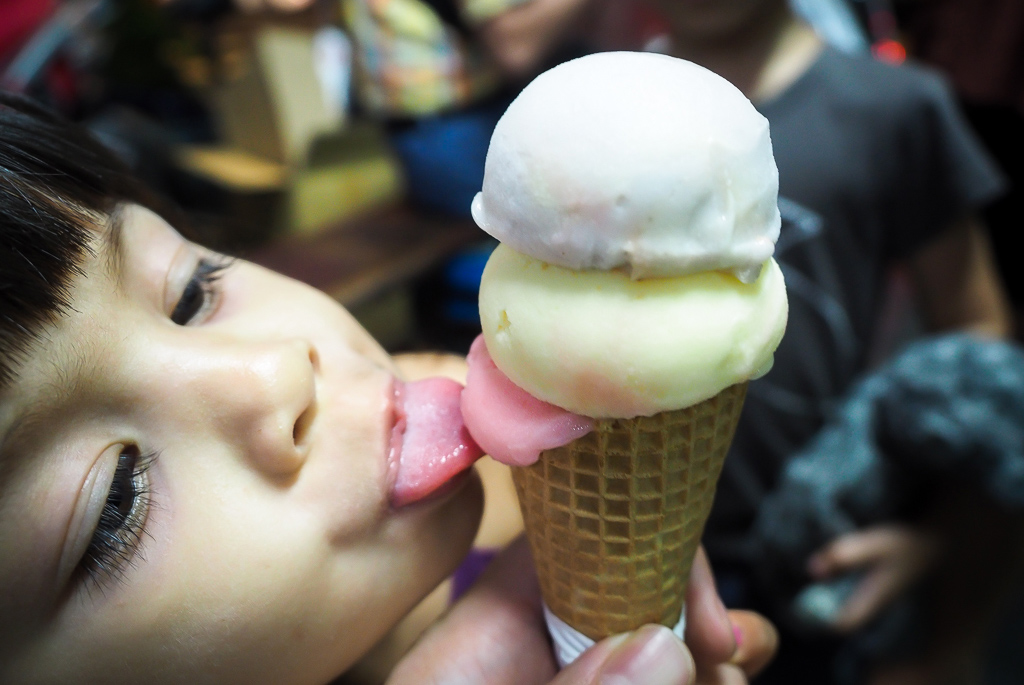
[512,382,747,640]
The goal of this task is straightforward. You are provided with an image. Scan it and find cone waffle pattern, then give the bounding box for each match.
[512,383,747,640]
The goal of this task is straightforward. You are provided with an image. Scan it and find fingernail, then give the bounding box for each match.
[728,623,745,666]
[600,625,694,685]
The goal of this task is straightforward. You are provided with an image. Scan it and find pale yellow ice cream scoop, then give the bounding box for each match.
[480,243,786,418]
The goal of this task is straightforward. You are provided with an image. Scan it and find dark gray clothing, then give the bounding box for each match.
[756,333,1024,605]
[706,47,1006,563]
[753,334,1024,684]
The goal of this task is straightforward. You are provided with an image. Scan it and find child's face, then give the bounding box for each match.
[0,205,483,684]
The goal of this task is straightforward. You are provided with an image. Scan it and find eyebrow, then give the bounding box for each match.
[102,204,128,290]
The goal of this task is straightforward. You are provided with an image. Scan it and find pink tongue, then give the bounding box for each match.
[461,335,594,466]
[391,377,483,508]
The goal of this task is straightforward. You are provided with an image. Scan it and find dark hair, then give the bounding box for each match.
[1,92,158,386]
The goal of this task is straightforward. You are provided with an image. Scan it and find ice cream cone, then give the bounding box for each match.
[512,382,748,640]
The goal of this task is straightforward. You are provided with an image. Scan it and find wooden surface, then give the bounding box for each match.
[246,204,482,307]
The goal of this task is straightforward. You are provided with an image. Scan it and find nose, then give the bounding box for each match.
[174,337,319,478]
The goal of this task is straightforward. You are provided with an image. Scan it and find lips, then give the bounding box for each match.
[388,377,484,507]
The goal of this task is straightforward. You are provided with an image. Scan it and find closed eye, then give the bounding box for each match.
[78,447,157,588]
[171,257,232,325]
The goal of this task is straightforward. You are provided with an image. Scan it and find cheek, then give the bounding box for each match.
[98,467,358,682]
[42,512,336,684]
[34,452,483,684]
[154,447,333,592]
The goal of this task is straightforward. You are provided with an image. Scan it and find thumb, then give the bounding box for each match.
[553,625,695,685]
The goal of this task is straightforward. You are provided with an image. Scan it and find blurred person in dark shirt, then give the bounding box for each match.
[641,0,1012,682]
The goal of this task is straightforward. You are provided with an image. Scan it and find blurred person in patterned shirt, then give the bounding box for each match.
[341,0,614,215]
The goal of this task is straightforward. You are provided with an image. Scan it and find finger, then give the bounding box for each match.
[552,625,695,685]
[726,610,778,677]
[685,547,736,670]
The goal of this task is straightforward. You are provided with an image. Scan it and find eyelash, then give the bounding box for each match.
[171,256,232,325]
[78,447,157,588]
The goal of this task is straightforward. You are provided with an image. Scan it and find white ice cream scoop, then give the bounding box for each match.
[471,51,781,283]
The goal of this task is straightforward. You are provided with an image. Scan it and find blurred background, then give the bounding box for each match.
[11,0,1019,356]
[4,2,1023,684]
[3,0,1020,353]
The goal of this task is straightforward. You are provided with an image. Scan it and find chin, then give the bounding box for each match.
[407,467,486,582]
[437,467,485,556]
[447,467,486,552]
[343,473,485,683]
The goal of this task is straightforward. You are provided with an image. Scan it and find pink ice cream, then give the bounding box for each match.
[461,336,593,466]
